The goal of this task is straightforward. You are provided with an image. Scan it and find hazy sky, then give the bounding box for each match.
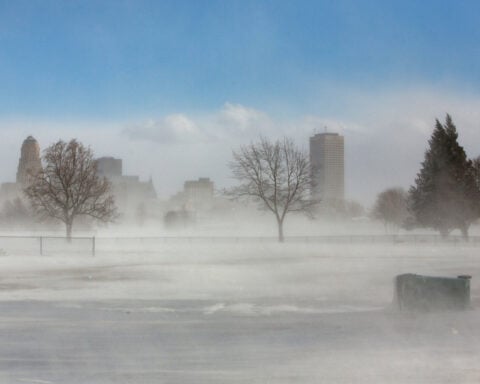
[1,1,480,205]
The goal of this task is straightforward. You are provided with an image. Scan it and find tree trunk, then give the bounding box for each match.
[277,218,284,243]
[460,224,469,241]
[439,227,449,239]
[66,221,73,242]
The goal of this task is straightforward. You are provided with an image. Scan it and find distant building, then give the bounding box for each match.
[170,177,214,212]
[95,156,157,219]
[310,132,344,203]
[184,178,214,209]
[96,157,122,179]
[16,136,42,186]
[0,140,159,225]
[0,182,21,203]
[1,135,42,203]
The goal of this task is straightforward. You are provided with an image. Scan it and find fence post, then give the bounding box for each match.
[92,236,96,257]
[39,236,43,256]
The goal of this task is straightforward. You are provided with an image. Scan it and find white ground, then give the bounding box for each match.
[0,242,479,383]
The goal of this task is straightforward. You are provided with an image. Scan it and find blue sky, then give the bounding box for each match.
[1,1,480,203]
[1,0,479,118]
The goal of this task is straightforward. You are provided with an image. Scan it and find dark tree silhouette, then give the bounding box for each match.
[24,139,117,239]
[372,187,408,232]
[229,137,316,242]
[473,156,480,189]
[409,115,480,238]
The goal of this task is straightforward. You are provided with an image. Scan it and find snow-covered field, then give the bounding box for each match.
[0,242,479,383]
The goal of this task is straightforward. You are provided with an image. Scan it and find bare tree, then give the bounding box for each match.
[372,187,409,232]
[24,139,117,239]
[229,137,316,242]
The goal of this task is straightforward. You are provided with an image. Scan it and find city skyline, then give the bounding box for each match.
[1,105,480,207]
[1,2,480,205]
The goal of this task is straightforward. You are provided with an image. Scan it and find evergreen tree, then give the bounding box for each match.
[409,114,480,238]
[473,156,480,189]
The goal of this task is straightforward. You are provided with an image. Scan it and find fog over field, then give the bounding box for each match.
[0,227,479,383]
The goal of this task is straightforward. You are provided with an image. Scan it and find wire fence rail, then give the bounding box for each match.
[0,234,479,256]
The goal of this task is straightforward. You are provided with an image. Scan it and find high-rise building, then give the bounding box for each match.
[96,157,123,180]
[309,132,344,202]
[16,135,42,185]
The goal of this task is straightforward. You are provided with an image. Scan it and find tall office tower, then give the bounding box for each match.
[96,157,123,180]
[309,132,344,203]
[16,136,42,185]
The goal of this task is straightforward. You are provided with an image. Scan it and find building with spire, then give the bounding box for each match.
[16,135,42,185]
[0,138,159,225]
[1,135,42,203]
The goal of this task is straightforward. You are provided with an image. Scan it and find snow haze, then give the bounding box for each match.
[0,240,479,383]
[1,2,480,383]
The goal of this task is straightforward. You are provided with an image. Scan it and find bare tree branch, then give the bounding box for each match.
[229,136,317,242]
[24,139,117,239]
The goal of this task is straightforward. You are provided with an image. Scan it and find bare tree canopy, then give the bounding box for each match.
[372,187,408,232]
[24,139,117,238]
[229,137,315,242]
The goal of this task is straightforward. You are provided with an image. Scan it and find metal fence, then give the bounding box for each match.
[0,235,95,256]
[0,234,480,256]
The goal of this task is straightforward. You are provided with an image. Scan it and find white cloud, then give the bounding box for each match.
[214,102,274,138]
[123,102,275,144]
[123,113,204,144]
